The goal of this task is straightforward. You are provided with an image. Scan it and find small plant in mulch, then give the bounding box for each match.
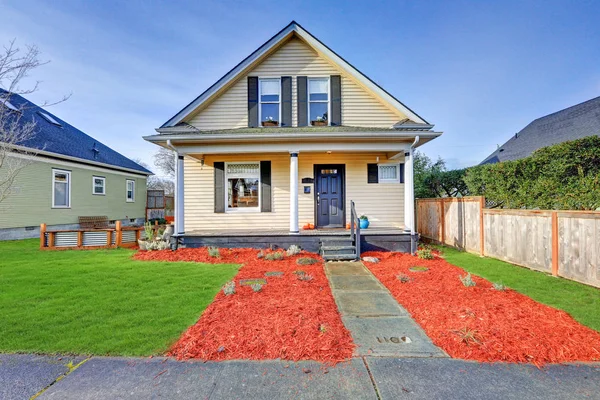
[453,327,483,346]
[286,245,301,256]
[492,282,506,291]
[298,273,314,282]
[265,271,284,277]
[264,251,285,261]
[293,270,306,276]
[208,247,220,258]
[319,324,328,334]
[416,248,434,260]
[257,250,265,259]
[397,273,412,283]
[409,266,429,272]
[297,257,319,265]
[222,281,235,296]
[250,283,263,292]
[459,273,476,287]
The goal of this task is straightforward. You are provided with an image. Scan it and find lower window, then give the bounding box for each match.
[226,162,260,210]
[126,179,135,202]
[52,169,71,208]
[378,164,400,183]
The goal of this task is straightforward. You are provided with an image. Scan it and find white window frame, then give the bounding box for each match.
[258,77,281,127]
[378,163,401,184]
[307,77,331,126]
[126,179,135,202]
[92,176,106,195]
[52,169,71,208]
[225,162,261,213]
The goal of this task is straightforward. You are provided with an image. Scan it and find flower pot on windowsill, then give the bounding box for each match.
[261,121,279,127]
[311,120,327,127]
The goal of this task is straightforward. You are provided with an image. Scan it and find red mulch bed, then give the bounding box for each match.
[362,251,600,365]
[134,248,355,364]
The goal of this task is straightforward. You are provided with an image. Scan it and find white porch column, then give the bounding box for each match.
[175,154,185,235]
[289,151,299,234]
[404,149,414,233]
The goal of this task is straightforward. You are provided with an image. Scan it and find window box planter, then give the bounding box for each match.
[261,121,279,127]
[311,120,327,127]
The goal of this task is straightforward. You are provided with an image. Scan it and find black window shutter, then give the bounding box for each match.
[330,75,342,126]
[214,162,225,213]
[248,77,259,127]
[281,77,292,127]
[297,76,308,126]
[367,163,379,184]
[260,161,272,212]
[400,163,405,183]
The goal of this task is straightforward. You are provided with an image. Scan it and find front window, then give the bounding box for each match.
[126,179,135,202]
[308,78,329,125]
[93,176,105,195]
[259,78,280,126]
[52,169,71,208]
[378,164,400,183]
[226,162,260,211]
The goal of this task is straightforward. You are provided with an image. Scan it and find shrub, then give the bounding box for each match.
[397,274,412,283]
[265,251,285,261]
[492,282,506,291]
[250,283,263,292]
[222,281,235,296]
[143,222,154,241]
[454,327,482,346]
[459,273,476,287]
[297,257,319,265]
[286,245,301,256]
[297,273,314,282]
[416,248,434,260]
[208,247,220,258]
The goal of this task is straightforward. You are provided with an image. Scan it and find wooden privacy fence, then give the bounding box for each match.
[417,196,600,288]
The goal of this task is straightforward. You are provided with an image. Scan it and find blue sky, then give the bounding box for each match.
[2,0,599,174]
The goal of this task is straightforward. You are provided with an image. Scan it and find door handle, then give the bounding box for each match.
[317,192,320,205]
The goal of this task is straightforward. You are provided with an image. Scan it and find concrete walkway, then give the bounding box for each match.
[324,261,446,357]
[1,354,599,399]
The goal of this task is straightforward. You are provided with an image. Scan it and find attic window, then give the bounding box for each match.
[38,111,62,127]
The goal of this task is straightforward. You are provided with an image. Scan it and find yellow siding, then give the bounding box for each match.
[187,37,406,130]
[183,152,404,232]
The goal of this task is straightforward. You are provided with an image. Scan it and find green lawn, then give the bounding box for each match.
[0,240,239,356]
[438,246,600,332]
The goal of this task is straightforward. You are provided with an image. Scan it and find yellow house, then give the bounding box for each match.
[144,21,442,259]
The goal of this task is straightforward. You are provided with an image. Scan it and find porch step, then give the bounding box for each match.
[320,238,357,261]
[322,253,358,261]
[320,239,354,247]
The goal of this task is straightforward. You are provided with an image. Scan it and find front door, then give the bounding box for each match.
[315,164,345,228]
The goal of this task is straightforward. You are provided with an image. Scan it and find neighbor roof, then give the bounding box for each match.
[161,21,429,128]
[481,96,600,164]
[1,89,152,175]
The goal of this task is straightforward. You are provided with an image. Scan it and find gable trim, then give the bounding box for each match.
[161,21,429,128]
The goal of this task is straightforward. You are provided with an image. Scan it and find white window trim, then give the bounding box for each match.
[378,163,401,184]
[92,176,106,195]
[52,169,71,208]
[126,179,135,202]
[307,76,331,127]
[258,77,282,127]
[225,161,261,213]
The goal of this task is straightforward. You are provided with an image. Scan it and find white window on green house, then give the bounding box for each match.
[126,179,135,202]
[259,78,280,126]
[378,164,400,183]
[308,77,329,125]
[93,176,106,195]
[226,162,260,211]
[52,169,71,208]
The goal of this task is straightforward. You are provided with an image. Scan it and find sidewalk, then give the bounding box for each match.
[1,354,599,399]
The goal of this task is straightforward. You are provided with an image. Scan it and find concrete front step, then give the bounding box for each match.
[322,253,358,261]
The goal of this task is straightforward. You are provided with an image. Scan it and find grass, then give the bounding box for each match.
[437,246,600,332]
[0,239,239,356]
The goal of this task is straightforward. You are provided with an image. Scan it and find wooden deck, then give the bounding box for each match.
[183,227,408,237]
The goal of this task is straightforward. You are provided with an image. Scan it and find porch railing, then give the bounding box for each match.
[350,200,361,260]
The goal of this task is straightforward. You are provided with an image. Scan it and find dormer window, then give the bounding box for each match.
[259,78,280,126]
[308,78,329,126]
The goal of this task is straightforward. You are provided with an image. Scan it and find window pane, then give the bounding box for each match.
[309,79,328,95]
[54,182,68,206]
[260,94,279,102]
[54,173,68,182]
[260,80,279,96]
[309,93,328,101]
[380,165,398,180]
[94,186,103,194]
[261,103,279,122]
[228,178,259,208]
[227,163,260,175]
[309,103,328,122]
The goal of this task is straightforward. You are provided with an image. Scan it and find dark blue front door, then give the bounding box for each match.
[315,165,345,228]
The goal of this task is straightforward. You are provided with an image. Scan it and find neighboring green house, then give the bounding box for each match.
[0,90,152,240]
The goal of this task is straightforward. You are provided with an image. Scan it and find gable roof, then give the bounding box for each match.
[1,89,152,175]
[481,96,600,164]
[161,21,429,128]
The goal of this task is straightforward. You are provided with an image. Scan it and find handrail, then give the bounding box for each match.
[350,200,361,260]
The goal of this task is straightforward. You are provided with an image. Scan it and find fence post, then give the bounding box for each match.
[479,196,485,256]
[48,232,55,249]
[115,220,122,247]
[40,223,46,249]
[77,231,83,247]
[551,211,559,276]
[440,198,446,245]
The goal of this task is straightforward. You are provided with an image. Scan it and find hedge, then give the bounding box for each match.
[464,136,600,210]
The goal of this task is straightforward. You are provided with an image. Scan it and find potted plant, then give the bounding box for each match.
[359,215,370,229]
[262,116,279,127]
[311,115,327,127]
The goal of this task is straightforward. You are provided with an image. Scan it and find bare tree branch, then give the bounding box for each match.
[153,147,175,178]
